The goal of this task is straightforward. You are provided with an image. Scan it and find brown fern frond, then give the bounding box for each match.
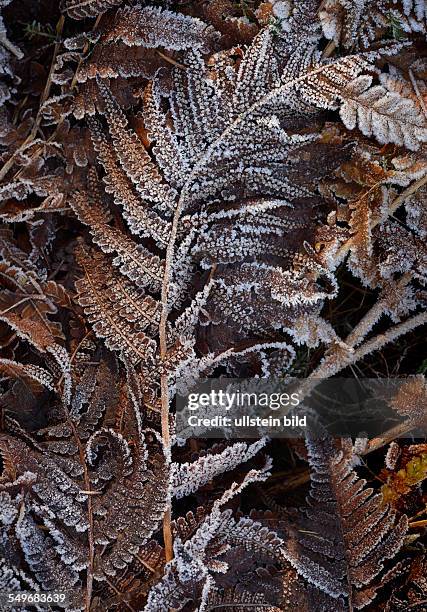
[283,433,408,610]
[71,168,164,292]
[74,244,158,365]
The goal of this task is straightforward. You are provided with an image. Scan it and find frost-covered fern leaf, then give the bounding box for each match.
[320,0,427,49]
[388,375,427,425]
[0,438,87,609]
[73,241,196,390]
[96,24,369,210]
[0,258,72,404]
[405,182,427,238]
[88,116,172,246]
[74,243,159,365]
[340,72,427,150]
[77,24,370,372]
[0,368,168,593]
[65,4,220,99]
[144,461,272,611]
[0,557,41,603]
[283,433,408,609]
[97,5,219,52]
[89,428,168,579]
[70,168,164,292]
[204,588,282,612]
[141,34,368,209]
[39,350,119,453]
[172,439,267,499]
[63,0,123,20]
[0,359,55,393]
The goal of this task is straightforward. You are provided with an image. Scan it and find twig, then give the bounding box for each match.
[345,273,412,348]
[387,171,427,211]
[156,50,186,70]
[409,519,427,528]
[31,15,65,140]
[298,311,427,405]
[348,311,427,365]
[364,420,421,455]
[0,32,24,59]
[0,297,32,315]
[162,504,174,563]
[159,183,184,560]
[322,40,336,59]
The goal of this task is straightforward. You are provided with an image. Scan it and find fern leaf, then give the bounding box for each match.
[283,433,408,609]
[143,80,191,190]
[88,117,171,246]
[219,514,285,560]
[83,28,372,371]
[0,358,55,392]
[233,27,276,114]
[101,5,219,52]
[172,439,267,499]
[0,261,72,404]
[204,587,282,612]
[340,73,427,150]
[63,0,123,20]
[74,244,158,365]
[0,367,168,588]
[96,77,176,214]
[89,428,168,579]
[14,509,83,603]
[70,169,164,292]
[144,460,272,611]
[40,351,119,452]
[389,375,427,425]
[0,436,89,531]
[320,0,426,49]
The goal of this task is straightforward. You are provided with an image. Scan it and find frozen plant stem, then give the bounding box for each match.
[157,65,341,559]
[299,311,427,401]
